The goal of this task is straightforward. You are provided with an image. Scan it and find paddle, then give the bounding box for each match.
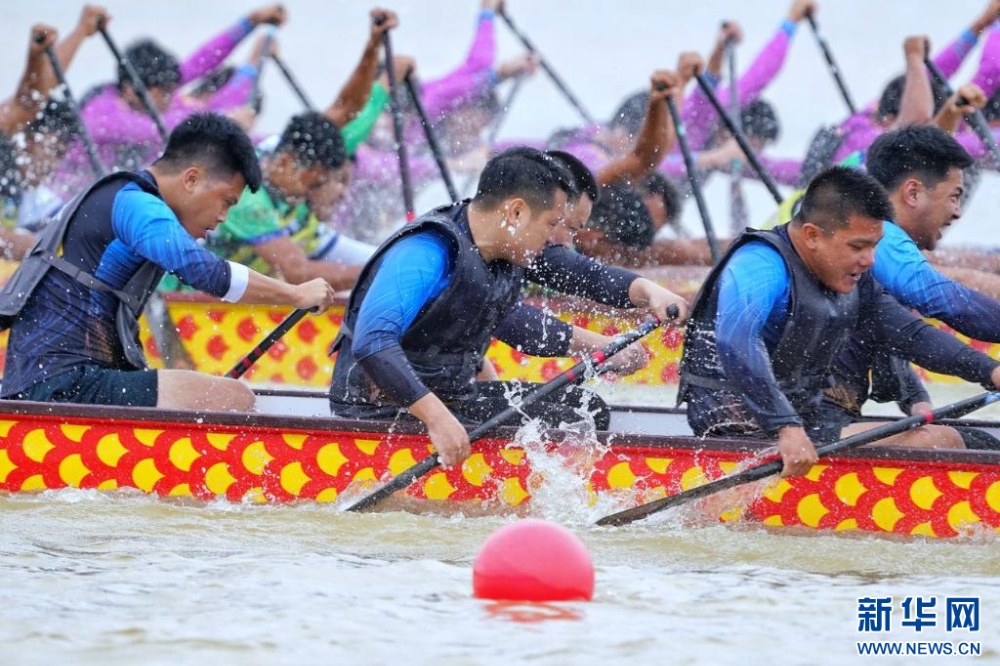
[724,32,749,234]
[805,12,857,116]
[497,8,594,125]
[403,75,460,201]
[376,14,416,221]
[694,72,784,205]
[665,95,721,263]
[250,26,278,112]
[40,40,104,178]
[345,313,671,513]
[96,22,169,141]
[924,55,1000,168]
[595,391,1000,527]
[271,53,316,111]
[225,307,315,379]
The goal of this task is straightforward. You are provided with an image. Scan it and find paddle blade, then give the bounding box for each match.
[344,454,440,512]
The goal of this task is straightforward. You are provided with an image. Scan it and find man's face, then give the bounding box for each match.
[550,194,592,247]
[909,167,963,251]
[306,165,351,219]
[803,214,883,294]
[501,190,568,267]
[175,168,246,238]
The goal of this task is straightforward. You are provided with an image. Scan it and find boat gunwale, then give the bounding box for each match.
[0,396,997,469]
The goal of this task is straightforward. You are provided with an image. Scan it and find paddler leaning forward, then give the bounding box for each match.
[678,166,1000,476]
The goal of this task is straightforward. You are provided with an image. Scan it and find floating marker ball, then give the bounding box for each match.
[473,519,594,601]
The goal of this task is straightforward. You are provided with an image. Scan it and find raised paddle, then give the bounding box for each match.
[924,55,1000,168]
[376,14,416,221]
[225,308,315,379]
[805,12,857,116]
[724,32,749,234]
[403,75,460,202]
[41,41,104,178]
[694,72,784,205]
[595,391,1000,527]
[665,95,721,263]
[250,25,279,112]
[345,312,673,513]
[271,53,316,111]
[96,22,169,141]
[497,8,594,125]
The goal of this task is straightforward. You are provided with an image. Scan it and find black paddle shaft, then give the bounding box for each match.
[377,18,416,221]
[97,25,169,141]
[271,53,316,111]
[806,14,857,116]
[403,77,459,201]
[924,57,1000,168]
[665,96,721,263]
[345,314,671,513]
[42,45,105,178]
[694,73,784,205]
[596,391,1000,527]
[498,10,594,125]
[226,308,314,379]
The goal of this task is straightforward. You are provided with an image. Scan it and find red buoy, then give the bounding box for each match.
[472,519,594,602]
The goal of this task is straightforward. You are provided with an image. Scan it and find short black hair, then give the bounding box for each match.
[0,134,21,202]
[793,166,894,233]
[589,181,655,248]
[191,66,235,98]
[641,171,683,224]
[275,112,346,171]
[473,146,575,210]
[119,39,181,90]
[866,125,974,192]
[154,112,261,192]
[608,90,649,138]
[741,99,780,143]
[546,149,598,202]
[876,74,949,123]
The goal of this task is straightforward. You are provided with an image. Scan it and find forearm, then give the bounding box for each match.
[237,269,305,305]
[896,55,934,127]
[601,97,673,183]
[357,344,430,407]
[54,28,88,76]
[325,37,381,128]
[494,303,573,356]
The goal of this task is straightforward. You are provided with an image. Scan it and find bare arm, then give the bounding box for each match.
[323,8,398,128]
[0,25,57,135]
[934,82,987,133]
[895,36,935,127]
[54,6,110,76]
[253,235,361,291]
[596,69,679,185]
[238,271,337,310]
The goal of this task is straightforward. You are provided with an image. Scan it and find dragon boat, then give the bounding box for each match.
[0,389,997,540]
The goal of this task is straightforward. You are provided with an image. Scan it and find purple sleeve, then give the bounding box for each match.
[932,28,979,79]
[203,64,255,111]
[954,126,1000,160]
[179,19,254,85]
[82,86,163,146]
[352,145,439,189]
[832,111,883,162]
[685,28,793,151]
[757,155,801,187]
[972,25,1000,98]
[657,150,687,180]
[419,12,496,119]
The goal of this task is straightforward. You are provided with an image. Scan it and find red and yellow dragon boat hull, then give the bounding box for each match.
[1,396,997,539]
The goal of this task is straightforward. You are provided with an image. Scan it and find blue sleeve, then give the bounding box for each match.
[111,185,232,298]
[872,222,1000,342]
[525,244,636,308]
[716,242,802,432]
[352,231,453,406]
[493,302,574,356]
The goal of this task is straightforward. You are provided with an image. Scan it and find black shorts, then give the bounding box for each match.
[9,364,158,407]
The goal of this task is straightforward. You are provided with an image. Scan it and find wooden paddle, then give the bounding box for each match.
[345,313,672,513]
[595,391,1000,527]
[226,308,316,379]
